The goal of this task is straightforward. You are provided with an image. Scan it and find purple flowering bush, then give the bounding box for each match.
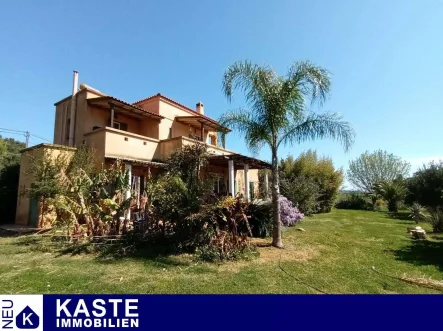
[279,195,304,226]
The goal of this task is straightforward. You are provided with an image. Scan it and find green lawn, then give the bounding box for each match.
[1,209,442,294]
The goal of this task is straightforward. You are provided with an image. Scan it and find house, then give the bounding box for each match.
[15,71,271,227]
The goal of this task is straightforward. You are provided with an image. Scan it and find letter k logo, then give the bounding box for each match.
[16,306,39,329]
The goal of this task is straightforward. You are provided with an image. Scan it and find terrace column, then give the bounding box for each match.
[200,122,205,141]
[244,164,250,202]
[125,163,132,219]
[109,102,115,128]
[264,171,269,199]
[228,159,235,197]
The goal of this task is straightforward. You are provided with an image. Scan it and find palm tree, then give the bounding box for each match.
[373,181,408,212]
[219,60,355,248]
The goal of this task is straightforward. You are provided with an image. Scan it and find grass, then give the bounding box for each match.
[0,209,442,294]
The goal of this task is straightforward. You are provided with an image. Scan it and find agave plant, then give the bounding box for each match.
[246,199,273,238]
[425,207,443,233]
[409,202,425,224]
[373,181,408,212]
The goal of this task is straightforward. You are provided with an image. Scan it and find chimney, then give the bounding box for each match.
[68,70,78,147]
[196,101,204,115]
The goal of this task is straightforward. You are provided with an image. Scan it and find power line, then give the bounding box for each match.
[0,127,26,134]
[30,133,51,142]
[0,131,25,137]
[0,127,52,147]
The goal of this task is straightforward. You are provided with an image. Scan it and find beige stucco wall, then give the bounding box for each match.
[53,90,95,147]
[148,98,215,143]
[84,127,160,162]
[53,99,71,145]
[139,118,160,139]
[85,106,109,132]
[54,89,161,149]
[15,145,76,226]
[135,98,160,115]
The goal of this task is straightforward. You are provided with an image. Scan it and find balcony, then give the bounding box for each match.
[158,136,234,159]
[83,127,160,162]
[83,128,234,164]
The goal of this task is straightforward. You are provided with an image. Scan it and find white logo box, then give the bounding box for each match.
[0,295,43,331]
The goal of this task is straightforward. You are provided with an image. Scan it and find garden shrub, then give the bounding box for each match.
[183,197,258,261]
[373,180,408,212]
[409,202,425,224]
[280,176,320,216]
[279,195,304,226]
[335,193,371,210]
[375,199,384,211]
[246,199,273,238]
[406,161,443,208]
[0,136,25,224]
[279,150,343,215]
[425,207,443,233]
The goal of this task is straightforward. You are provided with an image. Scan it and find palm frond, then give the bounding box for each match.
[222,60,260,103]
[218,109,270,155]
[222,61,279,123]
[286,61,331,105]
[277,112,355,151]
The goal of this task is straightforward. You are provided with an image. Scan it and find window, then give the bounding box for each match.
[113,121,128,131]
[65,118,70,144]
[249,182,255,200]
[211,176,225,194]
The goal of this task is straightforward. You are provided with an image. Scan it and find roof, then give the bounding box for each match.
[133,93,228,131]
[54,86,105,106]
[20,143,76,154]
[208,154,271,170]
[105,156,167,168]
[175,116,231,132]
[55,87,228,130]
[88,96,164,120]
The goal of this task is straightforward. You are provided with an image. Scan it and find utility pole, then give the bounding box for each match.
[25,131,30,148]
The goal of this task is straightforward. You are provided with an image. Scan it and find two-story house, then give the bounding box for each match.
[15,71,270,227]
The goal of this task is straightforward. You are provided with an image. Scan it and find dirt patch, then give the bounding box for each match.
[258,245,319,264]
[250,237,321,264]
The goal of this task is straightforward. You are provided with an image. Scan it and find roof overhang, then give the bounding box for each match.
[208,154,271,169]
[105,156,166,168]
[175,116,231,133]
[88,96,164,121]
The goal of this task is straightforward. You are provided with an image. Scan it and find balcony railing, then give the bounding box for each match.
[188,133,202,141]
[83,129,233,163]
[84,127,160,162]
[159,136,233,159]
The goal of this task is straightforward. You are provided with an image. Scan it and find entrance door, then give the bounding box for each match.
[28,199,38,227]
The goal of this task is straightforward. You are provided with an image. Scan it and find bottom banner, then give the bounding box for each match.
[1,294,442,330]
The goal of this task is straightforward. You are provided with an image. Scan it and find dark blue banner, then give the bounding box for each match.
[2,294,443,331]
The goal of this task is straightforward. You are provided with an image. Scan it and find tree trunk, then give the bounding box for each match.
[388,200,398,212]
[271,147,283,248]
[38,198,45,228]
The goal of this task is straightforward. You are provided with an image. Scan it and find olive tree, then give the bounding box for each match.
[347,150,410,199]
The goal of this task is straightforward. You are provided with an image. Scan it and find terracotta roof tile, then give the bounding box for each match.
[89,96,164,119]
[133,93,225,128]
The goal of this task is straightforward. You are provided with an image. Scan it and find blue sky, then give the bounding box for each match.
[0,0,442,188]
